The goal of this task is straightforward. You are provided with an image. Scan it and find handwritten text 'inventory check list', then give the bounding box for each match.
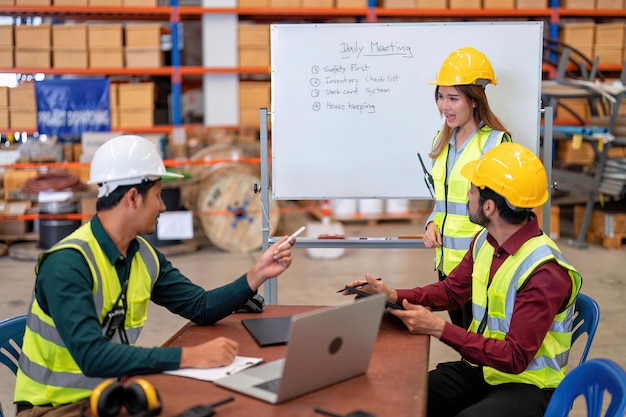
[308,41,413,115]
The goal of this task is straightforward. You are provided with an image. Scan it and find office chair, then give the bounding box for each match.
[572,293,600,365]
[0,315,27,417]
[544,358,626,417]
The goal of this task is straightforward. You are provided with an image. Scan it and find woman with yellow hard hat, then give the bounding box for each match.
[422,46,511,329]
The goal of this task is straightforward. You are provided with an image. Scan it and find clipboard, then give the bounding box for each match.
[241,316,292,347]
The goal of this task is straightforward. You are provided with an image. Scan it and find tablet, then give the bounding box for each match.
[342,286,404,310]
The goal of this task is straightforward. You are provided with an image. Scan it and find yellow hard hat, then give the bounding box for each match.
[429,47,497,86]
[460,142,548,209]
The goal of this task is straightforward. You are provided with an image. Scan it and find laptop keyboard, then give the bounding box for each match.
[254,378,281,393]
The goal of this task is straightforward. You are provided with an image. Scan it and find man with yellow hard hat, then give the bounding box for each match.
[343,142,582,417]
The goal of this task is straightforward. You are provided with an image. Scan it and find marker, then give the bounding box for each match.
[277,226,306,248]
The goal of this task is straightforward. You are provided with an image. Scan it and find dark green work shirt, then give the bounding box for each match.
[35,215,254,378]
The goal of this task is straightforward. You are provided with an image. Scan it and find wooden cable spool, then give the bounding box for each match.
[180,144,248,211]
[196,163,279,253]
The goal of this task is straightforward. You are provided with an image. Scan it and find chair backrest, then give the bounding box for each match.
[0,314,27,375]
[572,293,600,366]
[544,358,626,417]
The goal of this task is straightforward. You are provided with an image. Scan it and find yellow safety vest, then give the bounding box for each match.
[468,229,582,388]
[431,126,510,275]
[14,222,159,406]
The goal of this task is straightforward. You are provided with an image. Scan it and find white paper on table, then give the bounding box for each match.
[164,356,263,382]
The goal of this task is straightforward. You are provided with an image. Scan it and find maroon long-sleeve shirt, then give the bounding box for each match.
[396,216,574,375]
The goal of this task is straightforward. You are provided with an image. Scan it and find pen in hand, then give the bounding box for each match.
[277,226,306,249]
[336,277,382,293]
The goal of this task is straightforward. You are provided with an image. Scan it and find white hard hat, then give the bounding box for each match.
[88,134,183,198]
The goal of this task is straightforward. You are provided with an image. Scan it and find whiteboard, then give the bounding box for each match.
[270,21,543,199]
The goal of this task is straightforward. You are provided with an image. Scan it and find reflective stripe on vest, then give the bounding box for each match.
[431,127,508,274]
[15,222,159,406]
[468,229,582,388]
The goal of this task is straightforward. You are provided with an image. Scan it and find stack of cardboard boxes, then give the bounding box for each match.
[9,83,37,131]
[88,24,124,68]
[52,23,88,68]
[239,81,271,129]
[125,24,162,68]
[114,82,155,129]
[15,24,51,68]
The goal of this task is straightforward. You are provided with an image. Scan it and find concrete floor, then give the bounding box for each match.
[0,206,624,416]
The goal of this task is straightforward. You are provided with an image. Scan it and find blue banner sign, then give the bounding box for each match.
[35,78,111,136]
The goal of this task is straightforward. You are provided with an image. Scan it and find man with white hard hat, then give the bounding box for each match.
[14,135,294,415]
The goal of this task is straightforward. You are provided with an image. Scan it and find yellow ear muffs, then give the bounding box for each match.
[125,378,162,416]
[90,380,125,417]
[89,378,161,417]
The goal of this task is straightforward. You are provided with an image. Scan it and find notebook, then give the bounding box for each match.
[241,316,292,347]
[214,293,387,404]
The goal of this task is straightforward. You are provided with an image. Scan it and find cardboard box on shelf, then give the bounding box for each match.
[484,0,514,8]
[268,0,299,6]
[52,24,88,49]
[0,108,8,130]
[89,0,122,4]
[125,24,162,47]
[15,24,51,49]
[87,24,123,48]
[238,0,269,6]
[3,170,38,199]
[239,46,270,68]
[53,49,88,68]
[0,25,13,48]
[118,82,155,108]
[561,0,595,7]
[533,205,560,240]
[595,22,624,47]
[239,81,271,106]
[415,0,447,7]
[10,108,37,130]
[0,0,14,5]
[15,0,50,4]
[9,83,35,108]
[335,0,367,7]
[123,0,157,5]
[119,108,154,128]
[515,0,547,8]
[574,205,626,249]
[109,83,118,108]
[382,0,416,7]
[239,105,262,128]
[449,0,480,8]
[0,86,7,107]
[594,46,624,65]
[0,47,13,68]
[15,49,51,68]
[301,0,334,7]
[0,200,32,236]
[124,47,163,68]
[89,48,124,68]
[595,0,623,8]
[238,24,270,47]
[560,22,595,47]
[54,0,88,4]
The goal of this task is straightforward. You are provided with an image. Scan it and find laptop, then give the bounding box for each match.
[214,293,387,404]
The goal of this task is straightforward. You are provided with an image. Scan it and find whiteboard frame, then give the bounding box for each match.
[270,21,544,200]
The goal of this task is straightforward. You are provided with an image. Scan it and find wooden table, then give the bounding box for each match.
[136,305,430,417]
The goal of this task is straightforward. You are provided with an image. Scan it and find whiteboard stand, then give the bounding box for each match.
[542,106,554,236]
[259,108,426,304]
